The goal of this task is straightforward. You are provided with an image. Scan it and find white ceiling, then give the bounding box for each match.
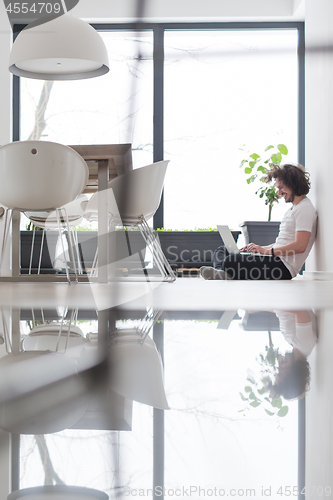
[72,0,305,22]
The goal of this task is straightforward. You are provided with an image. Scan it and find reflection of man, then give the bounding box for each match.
[201,164,317,280]
[268,310,318,400]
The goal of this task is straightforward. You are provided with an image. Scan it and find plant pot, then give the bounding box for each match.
[20,231,60,273]
[76,230,147,269]
[240,221,280,246]
[156,231,241,269]
[20,230,147,273]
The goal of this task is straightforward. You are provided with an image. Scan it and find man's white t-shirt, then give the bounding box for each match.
[274,197,317,278]
[275,310,317,357]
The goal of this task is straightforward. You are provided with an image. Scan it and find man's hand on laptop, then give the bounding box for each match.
[240,243,267,254]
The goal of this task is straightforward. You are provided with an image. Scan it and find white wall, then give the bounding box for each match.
[0,2,12,146]
[306,308,333,490]
[305,0,333,491]
[0,4,12,275]
[305,0,333,273]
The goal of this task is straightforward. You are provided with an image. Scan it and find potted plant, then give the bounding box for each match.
[239,143,288,246]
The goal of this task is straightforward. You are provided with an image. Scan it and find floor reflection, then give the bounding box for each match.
[0,305,322,499]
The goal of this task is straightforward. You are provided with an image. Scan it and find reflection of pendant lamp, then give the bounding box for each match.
[9,14,109,80]
[0,311,89,434]
[8,485,109,499]
[0,351,88,434]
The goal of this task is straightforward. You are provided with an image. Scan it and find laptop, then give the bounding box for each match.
[217,225,246,255]
[217,225,261,256]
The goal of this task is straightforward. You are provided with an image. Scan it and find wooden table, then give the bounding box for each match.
[71,144,133,283]
[69,144,133,193]
[8,144,133,283]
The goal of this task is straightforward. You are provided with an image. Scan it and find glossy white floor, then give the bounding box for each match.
[0,276,332,310]
[0,276,331,497]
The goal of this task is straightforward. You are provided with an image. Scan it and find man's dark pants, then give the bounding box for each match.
[213,245,292,280]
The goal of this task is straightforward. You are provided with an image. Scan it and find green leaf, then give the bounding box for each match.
[239,392,248,402]
[257,166,267,173]
[265,145,274,151]
[271,398,282,408]
[247,175,256,184]
[244,386,252,392]
[271,152,282,164]
[277,144,288,155]
[247,375,256,384]
[249,161,256,168]
[277,406,289,417]
[258,387,267,395]
[250,401,261,408]
[250,153,260,160]
[244,167,252,174]
[249,392,257,400]
[265,409,275,416]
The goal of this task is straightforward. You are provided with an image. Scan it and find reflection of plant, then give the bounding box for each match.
[239,332,289,418]
[239,144,288,221]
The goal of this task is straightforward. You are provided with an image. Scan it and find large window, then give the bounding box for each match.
[164,29,299,229]
[19,31,154,168]
[16,23,303,231]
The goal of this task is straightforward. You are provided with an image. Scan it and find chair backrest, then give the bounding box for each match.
[0,141,89,211]
[108,160,169,224]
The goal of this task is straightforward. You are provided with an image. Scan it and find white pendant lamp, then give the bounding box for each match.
[8,485,109,499]
[9,15,109,80]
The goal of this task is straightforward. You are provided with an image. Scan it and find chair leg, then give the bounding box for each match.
[73,227,83,275]
[90,247,98,277]
[28,227,36,274]
[124,227,149,281]
[139,218,176,282]
[37,229,45,274]
[55,209,77,284]
[138,223,167,279]
[0,209,13,276]
[141,219,175,281]
[62,208,78,281]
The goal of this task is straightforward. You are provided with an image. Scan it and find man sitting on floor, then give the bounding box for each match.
[201,163,317,280]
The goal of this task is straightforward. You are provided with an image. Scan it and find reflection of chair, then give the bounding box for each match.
[25,194,88,275]
[0,308,89,434]
[109,309,169,409]
[0,141,89,282]
[85,161,176,281]
[8,485,109,499]
[23,322,87,352]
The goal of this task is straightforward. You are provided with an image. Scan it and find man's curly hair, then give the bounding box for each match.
[266,163,311,196]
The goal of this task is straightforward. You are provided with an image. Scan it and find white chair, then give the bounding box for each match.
[84,160,176,282]
[0,141,89,282]
[109,309,169,409]
[25,194,89,275]
[0,307,89,434]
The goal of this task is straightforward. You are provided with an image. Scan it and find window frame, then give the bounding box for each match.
[12,21,305,230]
